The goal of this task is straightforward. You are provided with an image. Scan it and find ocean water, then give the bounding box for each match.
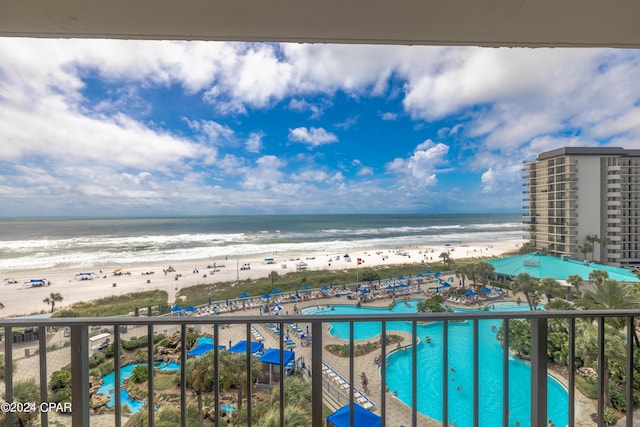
[0,214,521,271]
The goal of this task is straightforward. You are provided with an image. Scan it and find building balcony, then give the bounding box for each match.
[1,309,634,427]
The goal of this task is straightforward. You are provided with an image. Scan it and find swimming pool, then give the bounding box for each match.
[97,361,180,413]
[305,301,568,427]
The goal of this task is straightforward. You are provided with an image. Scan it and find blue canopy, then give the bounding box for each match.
[170,305,183,312]
[327,404,381,427]
[425,269,432,274]
[397,276,405,281]
[440,282,451,288]
[321,285,329,291]
[385,285,395,290]
[360,289,370,294]
[416,274,424,278]
[481,287,492,293]
[300,285,310,290]
[435,272,443,277]
[229,340,264,354]
[343,254,350,258]
[465,290,477,297]
[262,293,271,299]
[271,289,281,294]
[187,343,216,356]
[259,348,295,366]
[185,306,196,312]
[239,292,250,298]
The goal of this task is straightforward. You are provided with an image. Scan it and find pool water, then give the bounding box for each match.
[97,362,180,413]
[306,301,568,427]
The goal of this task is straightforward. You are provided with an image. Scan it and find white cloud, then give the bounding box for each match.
[288,127,338,147]
[386,140,450,187]
[381,112,398,121]
[245,132,264,153]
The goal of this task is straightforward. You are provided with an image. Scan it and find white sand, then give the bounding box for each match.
[0,238,524,318]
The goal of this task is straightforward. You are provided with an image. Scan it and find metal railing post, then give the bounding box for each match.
[180,323,187,427]
[530,317,548,427]
[114,324,121,427]
[311,320,323,427]
[4,326,14,427]
[502,319,509,427]
[70,324,89,426]
[597,316,605,427]
[147,324,155,427]
[38,325,48,427]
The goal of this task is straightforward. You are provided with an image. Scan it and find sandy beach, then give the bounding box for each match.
[0,238,524,318]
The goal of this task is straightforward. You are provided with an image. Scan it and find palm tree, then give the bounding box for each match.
[42,292,63,313]
[473,262,495,289]
[579,243,593,261]
[510,272,539,310]
[220,352,261,410]
[586,235,599,261]
[454,264,469,289]
[187,355,214,423]
[588,270,609,286]
[575,279,640,409]
[597,236,612,263]
[268,271,279,288]
[567,274,584,294]
[439,251,451,268]
[539,277,563,304]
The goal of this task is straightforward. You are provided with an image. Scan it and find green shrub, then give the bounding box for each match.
[156,338,169,348]
[98,361,114,377]
[576,376,598,399]
[88,352,106,368]
[130,365,148,384]
[122,339,140,351]
[104,343,115,358]
[135,349,147,363]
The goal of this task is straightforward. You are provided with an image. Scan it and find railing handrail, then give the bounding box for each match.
[1,308,639,327]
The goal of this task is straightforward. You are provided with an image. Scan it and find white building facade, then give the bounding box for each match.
[523,147,640,266]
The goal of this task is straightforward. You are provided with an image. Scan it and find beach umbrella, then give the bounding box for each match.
[300,285,309,290]
[360,289,370,294]
[441,282,451,288]
[239,292,250,298]
[444,243,452,247]
[425,269,432,274]
[481,287,492,293]
[397,276,405,281]
[416,274,424,278]
[271,289,281,294]
[434,272,442,277]
[171,305,183,312]
[320,285,329,291]
[185,306,196,312]
[271,305,283,311]
[262,293,271,299]
[385,285,395,291]
[398,283,407,288]
[343,254,350,258]
[465,290,477,297]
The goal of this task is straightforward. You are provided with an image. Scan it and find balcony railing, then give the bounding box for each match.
[1,309,638,427]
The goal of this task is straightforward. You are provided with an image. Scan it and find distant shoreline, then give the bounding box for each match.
[0,237,524,318]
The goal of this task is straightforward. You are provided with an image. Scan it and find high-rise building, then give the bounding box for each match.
[523,147,640,266]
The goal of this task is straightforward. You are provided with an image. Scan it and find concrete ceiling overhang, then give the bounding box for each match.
[1,0,640,47]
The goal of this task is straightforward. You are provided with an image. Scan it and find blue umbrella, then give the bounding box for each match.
[170,305,183,312]
[300,285,310,290]
[239,292,250,298]
[398,283,407,288]
[271,289,281,294]
[262,293,271,299]
[465,290,477,297]
[416,274,424,278]
[481,287,492,293]
[435,272,442,277]
[385,285,395,290]
[185,306,196,312]
[343,254,350,258]
[360,289,370,294]
[425,269,432,274]
[441,282,451,288]
[397,276,405,281]
[320,285,329,291]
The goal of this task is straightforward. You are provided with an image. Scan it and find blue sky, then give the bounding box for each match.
[1,40,639,216]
